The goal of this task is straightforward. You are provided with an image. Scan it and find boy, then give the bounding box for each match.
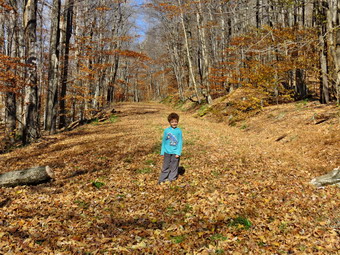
[158,113,183,184]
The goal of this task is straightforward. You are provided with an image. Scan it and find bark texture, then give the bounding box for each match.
[22,0,40,144]
[0,166,54,187]
[311,167,340,187]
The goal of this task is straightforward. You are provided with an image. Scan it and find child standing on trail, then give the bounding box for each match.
[158,113,183,184]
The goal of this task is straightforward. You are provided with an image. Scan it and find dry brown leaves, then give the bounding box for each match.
[0,102,339,254]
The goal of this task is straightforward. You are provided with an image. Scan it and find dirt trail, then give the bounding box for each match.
[0,102,339,254]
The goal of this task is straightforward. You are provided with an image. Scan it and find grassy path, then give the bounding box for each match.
[0,102,339,254]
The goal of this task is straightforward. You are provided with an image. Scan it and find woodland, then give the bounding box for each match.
[0,0,339,145]
[0,0,340,254]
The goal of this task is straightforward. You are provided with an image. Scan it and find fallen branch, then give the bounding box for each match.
[315,118,329,125]
[275,134,287,142]
[310,167,340,187]
[0,166,54,187]
[62,106,116,131]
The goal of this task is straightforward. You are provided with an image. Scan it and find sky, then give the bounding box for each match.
[130,0,149,42]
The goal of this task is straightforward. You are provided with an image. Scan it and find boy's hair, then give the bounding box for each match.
[168,112,179,122]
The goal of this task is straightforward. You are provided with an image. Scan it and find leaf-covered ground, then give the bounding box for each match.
[0,102,339,254]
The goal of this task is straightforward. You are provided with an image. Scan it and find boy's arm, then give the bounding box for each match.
[176,130,183,156]
[160,130,167,155]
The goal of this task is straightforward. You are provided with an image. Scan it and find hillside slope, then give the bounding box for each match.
[0,102,339,254]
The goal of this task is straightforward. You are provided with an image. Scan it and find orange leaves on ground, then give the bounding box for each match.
[0,102,339,254]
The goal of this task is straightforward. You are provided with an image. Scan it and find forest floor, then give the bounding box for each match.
[0,101,339,254]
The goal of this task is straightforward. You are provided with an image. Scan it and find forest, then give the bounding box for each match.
[0,0,339,254]
[0,0,339,146]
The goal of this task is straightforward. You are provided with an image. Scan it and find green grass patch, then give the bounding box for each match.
[295,99,309,109]
[258,241,267,247]
[90,118,99,125]
[34,239,45,245]
[210,233,228,241]
[145,159,155,165]
[175,100,186,109]
[166,206,175,215]
[240,123,247,130]
[108,115,118,123]
[116,194,126,199]
[92,181,105,189]
[74,200,90,209]
[215,249,225,254]
[228,216,252,230]
[136,167,152,174]
[170,235,185,244]
[160,96,175,104]
[198,104,211,117]
[279,221,289,233]
[183,204,193,213]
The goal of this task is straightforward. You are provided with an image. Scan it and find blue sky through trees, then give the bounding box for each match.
[130,0,148,42]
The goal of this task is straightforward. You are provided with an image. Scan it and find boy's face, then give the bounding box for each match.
[169,119,178,128]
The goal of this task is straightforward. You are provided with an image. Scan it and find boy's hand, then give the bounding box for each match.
[175,155,180,158]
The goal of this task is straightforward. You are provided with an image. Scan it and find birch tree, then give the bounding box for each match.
[22,0,39,144]
[177,0,200,103]
[5,0,18,142]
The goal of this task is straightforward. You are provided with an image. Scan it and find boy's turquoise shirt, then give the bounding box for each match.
[161,126,183,156]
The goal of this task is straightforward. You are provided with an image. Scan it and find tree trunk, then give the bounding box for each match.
[317,0,330,104]
[134,69,139,102]
[256,0,261,28]
[169,39,184,100]
[218,3,227,90]
[59,0,74,129]
[5,92,16,142]
[106,3,123,103]
[294,1,308,99]
[22,0,40,144]
[73,2,84,120]
[295,69,307,98]
[319,34,330,104]
[327,0,340,103]
[45,0,61,134]
[335,0,340,103]
[177,0,200,103]
[0,166,54,187]
[0,11,4,53]
[5,0,18,142]
[37,0,45,124]
[107,54,120,103]
[196,0,212,104]
[0,12,5,123]
[17,0,25,135]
